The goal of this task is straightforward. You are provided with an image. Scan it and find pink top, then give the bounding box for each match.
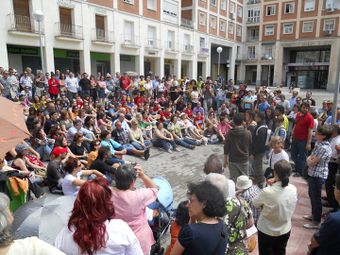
[111,187,158,255]
[217,122,232,136]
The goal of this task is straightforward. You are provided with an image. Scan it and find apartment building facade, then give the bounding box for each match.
[0,0,244,81]
[242,0,340,90]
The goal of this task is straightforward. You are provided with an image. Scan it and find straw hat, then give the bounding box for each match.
[236,175,252,190]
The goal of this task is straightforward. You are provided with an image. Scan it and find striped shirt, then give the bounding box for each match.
[308,141,332,179]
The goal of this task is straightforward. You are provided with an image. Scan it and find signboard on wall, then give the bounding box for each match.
[7,46,39,55]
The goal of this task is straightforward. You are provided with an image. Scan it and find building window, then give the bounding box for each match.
[230,2,235,13]
[283,23,294,34]
[237,6,243,17]
[284,2,295,14]
[210,16,217,29]
[200,37,206,48]
[236,26,242,36]
[302,21,314,32]
[220,20,226,31]
[167,30,175,49]
[265,25,274,35]
[199,12,206,25]
[123,0,134,4]
[247,9,260,23]
[326,0,335,10]
[266,5,276,16]
[248,46,256,59]
[211,0,217,6]
[248,28,259,41]
[147,0,156,10]
[304,0,315,11]
[221,0,227,10]
[228,22,234,34]
[263,45,273,58]
[324,19,335,31]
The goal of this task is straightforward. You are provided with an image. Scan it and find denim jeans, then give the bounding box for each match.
[36,144,53,161]
[308,176,325,223]
[174,138,196,149]
[107,156,124,165]
[153,138,176,151]
[131,140,151,150]
[291,139,307,174]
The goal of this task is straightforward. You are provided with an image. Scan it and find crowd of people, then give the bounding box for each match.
[0,66,339,255]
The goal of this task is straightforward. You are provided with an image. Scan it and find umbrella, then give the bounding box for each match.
[153,176,173,209]
[12,194,75,245]
[0,97,30,157]
[125,71,138,77]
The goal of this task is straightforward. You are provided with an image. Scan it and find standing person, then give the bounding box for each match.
[253,160,297,255]
[291,102,314,177]
[251,112,269,187]
[324,125,340,211]
[308,174,340,255]
[55,178,143,255]
[65,72,79,101]
[224,113,252,182]
[48,73,60,100]
[111,164,158,255]
[170,181,227,255]
[303,126,333,229]
[79,73,91,98]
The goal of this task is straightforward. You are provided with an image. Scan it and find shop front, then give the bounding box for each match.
[54,49,80,74]
[7,45,41,73]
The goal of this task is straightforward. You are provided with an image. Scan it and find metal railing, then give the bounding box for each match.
[165,41,178,51]
[7,13,42,33]
[199,47,209,55]
[92,28,114,43]
[247,17,260,23]
[247,0,261,4]
[145,38,161,49]
[183,44,194,53]
[121,35,140,47]
[55,22,83,40]
[181,18,194,29]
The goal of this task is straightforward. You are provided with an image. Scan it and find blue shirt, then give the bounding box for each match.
[258,102,270,113]
[314,210,340,255]
[101,139,122,155]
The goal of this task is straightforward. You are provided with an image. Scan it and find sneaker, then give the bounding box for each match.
[303,215,313,221]
[166,149,173,154]
[174,148,180,152]
[303,222,320,229]
[144,149,150,160]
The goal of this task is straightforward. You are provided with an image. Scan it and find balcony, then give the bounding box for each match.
[145,38,161,50]
[91,28,114,44]
[55,22,83,40]
[181,18,194,29]
[247,0,261,4]
[165,41,178,52]
[121,35,140,48]
[7,13,43,35]
[247,17,260,24]
[183,44,194,54]
[198,47,209,58]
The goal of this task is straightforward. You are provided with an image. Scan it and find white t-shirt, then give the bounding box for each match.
[269,149,290,169]
[62,172,82,196]
[55,219,143,255]
[7,236,65,255]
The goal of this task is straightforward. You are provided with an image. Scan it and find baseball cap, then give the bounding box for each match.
[52,146,68,157]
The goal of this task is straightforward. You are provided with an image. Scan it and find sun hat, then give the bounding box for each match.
[236,175,252,190]
[51,146,68,157]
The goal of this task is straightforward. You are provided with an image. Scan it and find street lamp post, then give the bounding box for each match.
[267,56,273,86]
[33,10,45,74]
[216,47,223,79]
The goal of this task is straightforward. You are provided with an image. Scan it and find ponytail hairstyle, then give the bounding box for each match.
[273,160,292,188]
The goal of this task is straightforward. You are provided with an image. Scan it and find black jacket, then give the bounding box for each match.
[224,126,252,163]
[251,123,268,155]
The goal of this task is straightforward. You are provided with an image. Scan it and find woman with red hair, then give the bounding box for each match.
[55,177,143,255]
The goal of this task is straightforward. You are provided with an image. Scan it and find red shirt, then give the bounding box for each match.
[184,109,193,119]
[134,96,146,105]
[194,116,204,129]
[120,76,130,91]
[293,112,314,140]
[153,105,161,113]
[160,110,170,122]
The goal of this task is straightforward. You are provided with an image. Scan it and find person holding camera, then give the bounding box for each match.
[111,164,158,255]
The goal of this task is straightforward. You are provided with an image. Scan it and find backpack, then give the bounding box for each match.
[256,125,272,146]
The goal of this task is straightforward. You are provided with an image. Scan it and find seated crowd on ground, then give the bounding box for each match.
[0,66,339,254]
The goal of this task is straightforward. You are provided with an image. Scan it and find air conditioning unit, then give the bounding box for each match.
[324,29,333,35]
[148,39,154,47]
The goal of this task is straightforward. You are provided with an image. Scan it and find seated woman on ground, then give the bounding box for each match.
[178,113,208,145]
[55,177,143,255]
[62,157,104,196]
[69,132,89,166]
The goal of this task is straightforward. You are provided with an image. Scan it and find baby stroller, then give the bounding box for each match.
[148,176,175,255]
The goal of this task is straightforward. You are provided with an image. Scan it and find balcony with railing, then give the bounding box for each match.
[247,0,261,4]
[7,13,42,34]
[144,38,161,50]
[182,44,194,54]
[198,45,209,57]
[247,17,260,24]
[120,35,140,48]
[55,22,83,40]
[181,18,194,29]
[165,41,178,52]
[91,28,114,44]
